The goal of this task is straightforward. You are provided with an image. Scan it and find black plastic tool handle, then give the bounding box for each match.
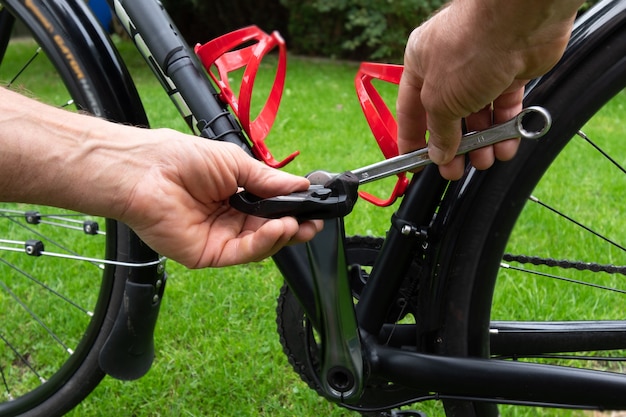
[229,172,359,220]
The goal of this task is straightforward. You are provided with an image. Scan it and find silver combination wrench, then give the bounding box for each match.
[230,106,552,219]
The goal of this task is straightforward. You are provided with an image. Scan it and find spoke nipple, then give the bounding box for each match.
[24,211,41,225]
[83,220,99,235]
[24,240,44,256]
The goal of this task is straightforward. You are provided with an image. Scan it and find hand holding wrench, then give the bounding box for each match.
[230,106,552,219]
[350,106,551,185]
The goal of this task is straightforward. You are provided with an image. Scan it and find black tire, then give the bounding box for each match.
[431,4,626,416]
[0,1,157,416]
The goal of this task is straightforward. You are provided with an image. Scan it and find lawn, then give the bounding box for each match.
[1,36,624,417]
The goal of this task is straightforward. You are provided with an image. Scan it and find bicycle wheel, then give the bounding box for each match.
[430,2,626,416]
[0,1,158,416]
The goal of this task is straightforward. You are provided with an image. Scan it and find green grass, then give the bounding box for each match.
[495,93,626,322]
[1,37,625,417]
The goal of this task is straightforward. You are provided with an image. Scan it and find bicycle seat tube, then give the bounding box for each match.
[356,165,449,336]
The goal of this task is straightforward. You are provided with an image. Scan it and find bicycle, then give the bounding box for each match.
[0,0,624,416]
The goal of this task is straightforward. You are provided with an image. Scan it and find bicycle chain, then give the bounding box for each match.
[502,253,626,275]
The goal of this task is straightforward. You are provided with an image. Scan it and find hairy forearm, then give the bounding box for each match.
[0,88,140,218]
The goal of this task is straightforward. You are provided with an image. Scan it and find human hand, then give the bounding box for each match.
[396,0,582,180]
[117,131,323,268]
[0,87,320,268]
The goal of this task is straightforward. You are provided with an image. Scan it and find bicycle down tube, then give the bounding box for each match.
[109,0,252,153]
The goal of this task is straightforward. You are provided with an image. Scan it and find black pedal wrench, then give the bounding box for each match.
[229,171,359,220]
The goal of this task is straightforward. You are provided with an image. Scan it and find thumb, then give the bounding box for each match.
[426,112,463,166]
[239,158,310,198]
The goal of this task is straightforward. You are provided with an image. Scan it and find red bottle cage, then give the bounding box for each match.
[355,62,409,207]
[197,28,407,206]
[195,26,299,168]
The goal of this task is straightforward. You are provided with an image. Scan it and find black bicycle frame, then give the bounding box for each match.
[109,0,253,154]
[108,0,626,411]
[275,0,626,410]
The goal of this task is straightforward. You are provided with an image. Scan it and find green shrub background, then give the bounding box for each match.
[163,0,445,62]
[163,0,601,62]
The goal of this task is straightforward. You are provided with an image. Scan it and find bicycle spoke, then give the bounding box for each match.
[7,46,40,87]
[0,257,93,315]
[0,208,164,268]
[0,332,45,384]
[0,365,11,401]
[0,211,106,271]
[0,209,105,236]
[528,194,626,253]
[1,210,98,244]
[577,130,626,175]
[0,239,163,267]
[0,280,73,354]
[4,45,74,108]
